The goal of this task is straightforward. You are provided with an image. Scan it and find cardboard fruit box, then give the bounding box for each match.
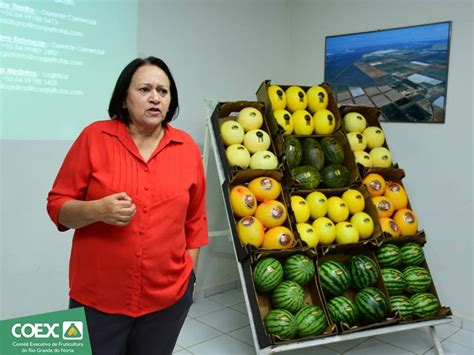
[256,80,342,157]
[362,168,425,242]
[220,169,303,262]
[241,249,337,347]
[316,246,398,334]
[339,105,397,177]
[375,239,452,323]
[286,185,383,252]
[210,101,281,180]
[280,130,360,193]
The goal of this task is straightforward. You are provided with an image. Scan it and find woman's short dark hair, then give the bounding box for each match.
[108,56,179,124]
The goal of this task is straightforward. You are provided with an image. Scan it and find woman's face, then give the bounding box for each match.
[124,65,171,130]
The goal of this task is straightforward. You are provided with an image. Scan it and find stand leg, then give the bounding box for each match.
[428,325,444,355]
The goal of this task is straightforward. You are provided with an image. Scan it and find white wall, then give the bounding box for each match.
[2,0,472,320]
[288,0,473,317]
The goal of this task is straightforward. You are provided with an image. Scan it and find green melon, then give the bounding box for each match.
[291,165,321,190]
[381,268,406,296]
[400,243,425,266]
[295,305,327,337]
[410,292,440,319]
[390,295,415,321]
[320,137,345,164]
[284,254,316,286]
[253,257,284,293]
[264,309,298,340]
[355,287,389,323]
[319,260,351,297]
[376,243,402,268]
[320,164,350,188]
[327,296,359,327]
[403,266,432,294]
[348,255,379,290]
[284,136,303,169]
[271,280,305,314]
[301,138,325,170]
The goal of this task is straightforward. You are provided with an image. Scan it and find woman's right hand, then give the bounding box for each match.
[94,192,136,226]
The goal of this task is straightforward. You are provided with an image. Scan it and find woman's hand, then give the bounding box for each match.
[94,192,136,226]
[58,192,136,229]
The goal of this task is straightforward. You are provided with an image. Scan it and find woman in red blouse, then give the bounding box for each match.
[47,57,208,355]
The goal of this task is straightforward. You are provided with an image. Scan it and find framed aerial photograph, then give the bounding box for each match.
[324,21,452,123]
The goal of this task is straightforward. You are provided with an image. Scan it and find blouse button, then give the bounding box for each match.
[144,167,149,172]
[135,251,141,257]
[144,186,149,191]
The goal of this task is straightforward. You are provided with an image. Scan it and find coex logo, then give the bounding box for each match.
[11,321,83,340]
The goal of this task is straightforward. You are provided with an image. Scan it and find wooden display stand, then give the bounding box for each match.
[202,99,450,355]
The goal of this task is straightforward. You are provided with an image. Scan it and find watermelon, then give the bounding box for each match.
[264,309,298,340]
[284,254,316,286]
[410,292,440,319]
[320,164,350,188]
[355,287,389,323]
[319,260,351,297]
[301,138,325,170]
[291,165,321,190]
[400,243,425,266]
[320,137,345,164]
[390,295,415,320]
[271,280,305,314]
[327,296,359,327]
[284,136,302,169]
[253,257,284,293]
[376,243,402,268]
[403,266,432,293]
[381,268,406,296]
[348,255,379,290]
[295,305,327,337]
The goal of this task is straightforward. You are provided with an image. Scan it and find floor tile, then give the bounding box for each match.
[207,288,245,306]
[228,325,254,346]
[176,318,222,348]
[172,344,182,353]
[424,340,473,354]
[173,349,192,354]
[462,319,474,332]
[415,323,460,340]
[444,328,474,349]
[187,334,256,354]
[283,345,339,354]
[346,338,414,354]
[195,307,249,333]
[376,328,437,353]
[451,316,463,328]
[230,301,248,315]
[325,337,368,353]
[188,297,225,318]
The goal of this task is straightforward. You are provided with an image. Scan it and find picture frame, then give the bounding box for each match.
[324,21,452,123]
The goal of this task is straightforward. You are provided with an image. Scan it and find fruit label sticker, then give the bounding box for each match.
[244,195,256,209]
[261,178,273,190]
[369,181,382,192]
[272,206,284,219]
[278,233,292,246]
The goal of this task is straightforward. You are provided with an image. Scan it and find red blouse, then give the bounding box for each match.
[47,120,208,317]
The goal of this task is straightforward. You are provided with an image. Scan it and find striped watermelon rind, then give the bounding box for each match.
[253,257,284,293]
[295,305,327,337]
[400,243,425,266]
[376,243,402,268]
[327,296,359,327]
[390,295,415,321]
[381,268,407,296]
[403,266,432,294]
[355,287,389,324]
[271,280,305,314]
[410,292,440,319]
[264,309,298,340]
[284,254,316,286]
[319,260,351,297]
[348,255,379,290]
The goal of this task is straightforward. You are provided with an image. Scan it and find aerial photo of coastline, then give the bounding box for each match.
[324,22,451,123]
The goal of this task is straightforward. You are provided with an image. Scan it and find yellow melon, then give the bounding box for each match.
[262,226,295,249]
[267,85,286,110]
[393,208,419,236]
[247,176,281,201]
[306,85,328,113]
[379,217,401,238]
[291,195,311,223]
[372,196,395,218]
[306,191,328,219]
[254,200,287,228]
[236,216,265,248]
[312,217,336,245]
[296,222,319,247]
[363,173,387,196]
[384,182,408,210]
[341,189,365,214]
[285,86,307,112]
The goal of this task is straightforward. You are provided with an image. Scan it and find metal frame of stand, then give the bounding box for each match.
[202,100,449,355]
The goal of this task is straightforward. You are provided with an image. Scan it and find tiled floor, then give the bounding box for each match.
[174,288,473,354]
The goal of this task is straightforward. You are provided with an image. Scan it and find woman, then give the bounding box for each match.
[47,57,208,355]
